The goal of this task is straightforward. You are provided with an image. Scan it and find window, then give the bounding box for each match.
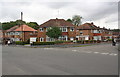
[46,36,55,42]
[46,27,52,32]
[70,37,74,41]
[59,36,68,41]
[10,32,14,35]
[70,27,74,31]
[80,31,83,35]
[40,37,44,42]
[15,32,19,35]
[93,30,99,33]
[40,28,44,32]
[60,27,67,32]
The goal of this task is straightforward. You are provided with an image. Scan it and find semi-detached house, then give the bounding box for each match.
[37,18,76,42]
[76,22,112,41]
[5,24,37,41]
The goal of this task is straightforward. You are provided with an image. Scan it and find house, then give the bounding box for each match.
[101,27,112,41]
[37,18,76,42]
[76,22,102,41]
[5,24,37,41]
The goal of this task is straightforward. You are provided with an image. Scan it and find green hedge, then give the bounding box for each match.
[108,39,112,41]
[55,41,64,44]
[31,42,55,45]
[15,41,29,45]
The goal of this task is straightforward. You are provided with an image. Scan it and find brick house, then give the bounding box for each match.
[76,22,103,41]
[37,18,76,42]
[5,24,37,41]
[100,28,112,41]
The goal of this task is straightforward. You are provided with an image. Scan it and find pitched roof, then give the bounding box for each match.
[40,18,75,27]
[77,23,100,30]
[14,25,37,32]
[6,25,19,32]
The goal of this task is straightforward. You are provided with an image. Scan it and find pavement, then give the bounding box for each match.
[2,43,118,75]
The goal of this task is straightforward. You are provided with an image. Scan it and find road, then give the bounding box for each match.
[2,43,118,75]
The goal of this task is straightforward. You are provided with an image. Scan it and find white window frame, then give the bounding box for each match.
[10,32,14,35]
[59,36,68,41]
[70,27,74,31]
[40,28,44,32]
[60,27,67,32]
[46,36,55,42]
[40,37,44,42]
[15,32,19,35]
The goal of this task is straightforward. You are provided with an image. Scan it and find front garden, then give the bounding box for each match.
[14,39,112,45]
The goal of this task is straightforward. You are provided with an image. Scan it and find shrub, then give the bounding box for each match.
[55,41,64,44]
[77,40,82,43]
[90,40,94,43]
[97,40,101,43]
[31,42,55,45]
[93,40,97,43]
[85,40,89,43]
[15,41,29,45]
[108,39,112,41]
[63,40,73,43]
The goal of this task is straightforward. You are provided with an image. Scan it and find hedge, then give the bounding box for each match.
[31,42,55,45]
[55,41,64,44]
[15,41,29,45]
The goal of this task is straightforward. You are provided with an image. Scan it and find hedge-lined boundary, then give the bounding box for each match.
[15,41,29,45]
[15,40,108,45]
[31,42,55,45]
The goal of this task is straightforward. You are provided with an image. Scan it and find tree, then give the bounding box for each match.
[26,22,39,30]
[2,20,26,30]
[46,27,62,40]
[67,19,72,23]
[72,15,82,26]
[15,20,26,25]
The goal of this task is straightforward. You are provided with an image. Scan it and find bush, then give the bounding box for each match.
[31,42,55,45]
[55,41,64,44]
[15,41,29,45]
[108,39,112,41]
[85,40,89,42]
[97,40,101,43]
[90,40,94,43]
[93,40,97,43]
[64,40,73,43]
[77,40,82,43]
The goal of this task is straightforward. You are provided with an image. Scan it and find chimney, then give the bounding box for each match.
[91,22,94,25]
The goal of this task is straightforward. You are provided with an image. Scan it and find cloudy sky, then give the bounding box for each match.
[0,0,119,29]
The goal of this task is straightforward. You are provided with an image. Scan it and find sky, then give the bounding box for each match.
[0,0,119,29]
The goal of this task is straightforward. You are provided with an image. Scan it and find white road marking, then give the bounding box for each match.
[71,49,117,56]
[109,53,117,56]
[101,53,109,55]
[72,50,77,52]
[94,52,99,54]
[85,51,92,53]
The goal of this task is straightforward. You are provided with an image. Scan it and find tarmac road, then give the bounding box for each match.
[2,43,118,75]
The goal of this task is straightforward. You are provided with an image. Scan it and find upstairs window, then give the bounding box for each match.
[15,32,20,35]
[46,27,52,32]
[60,27,67,32]
[10,32,14,35]
[80,31,83,35]
[40,28,44,32]
[70,27,74,31]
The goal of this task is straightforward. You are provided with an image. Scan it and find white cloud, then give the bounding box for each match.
[0,1,118,29]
